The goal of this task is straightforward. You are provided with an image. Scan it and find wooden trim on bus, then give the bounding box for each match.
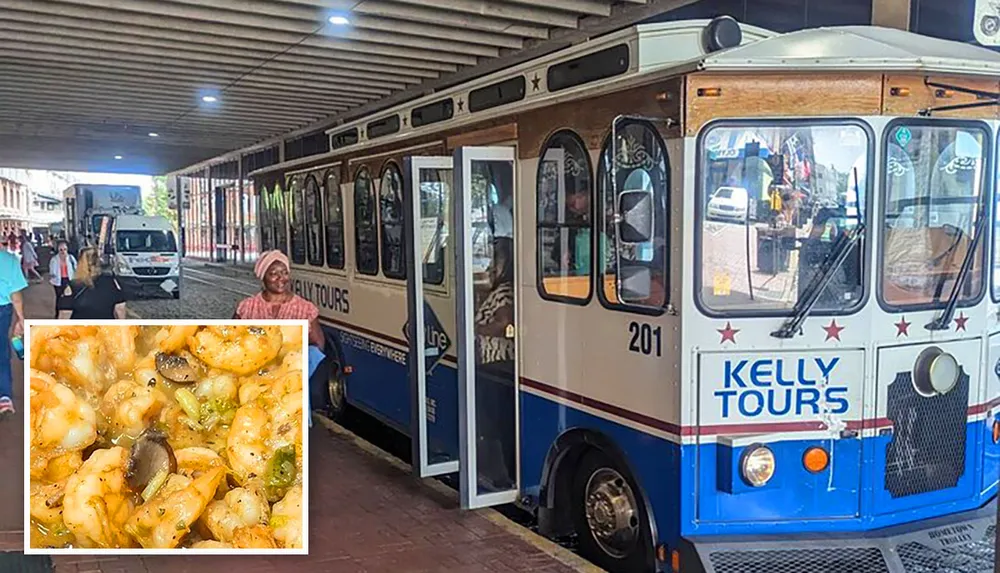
[882,74,1000,119]
[685,72,884,135]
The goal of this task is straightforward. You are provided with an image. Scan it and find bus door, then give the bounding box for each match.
[454,146,519,509]
[404,156,459,478]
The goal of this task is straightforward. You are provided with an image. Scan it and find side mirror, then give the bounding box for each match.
[618,264,652,303]
[618,190,653,243]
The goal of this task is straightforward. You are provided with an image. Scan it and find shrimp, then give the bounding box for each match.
[30,371,97,478]
[30,327,111,396]
[174,447,225,496]
[100,381,164,440]
[269,484,302,549]
[29,481,73,548]
[279,325,306,356]
[232,524,278,549]
[190,540,233,549]
[40,451,83,483]
[201,486,269,543]
[189,326,282,375]
[62,447,135,548]
[157,325,200,353]
[98,326,139,373]
[226,405,270,483]
[125,466,225,549]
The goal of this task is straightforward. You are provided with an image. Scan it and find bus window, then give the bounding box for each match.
[537,129,593,303]
[324,168,345,269]
[419,167,449,285]
[304,173,324,267]
[883,122,987,309]
[697,122,870,315]
[597,120,669,311]
[379,161,406,279]
[273,179,288,255]
[288,174,306,264]
[354,166,379,275]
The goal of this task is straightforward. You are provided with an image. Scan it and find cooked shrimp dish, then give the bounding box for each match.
[28,324,306,550]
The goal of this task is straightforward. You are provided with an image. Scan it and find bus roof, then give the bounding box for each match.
[698,25,1000,76]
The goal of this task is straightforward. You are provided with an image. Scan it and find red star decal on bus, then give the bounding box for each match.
[823,319,845,342]
[895,317,911,337]
[954,312,969,332]
[717,322,739,344]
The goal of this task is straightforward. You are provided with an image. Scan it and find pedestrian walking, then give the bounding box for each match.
[0,247,27,418]
[48,240,77,318]
[19,231,43,282]
[56,248,127,320]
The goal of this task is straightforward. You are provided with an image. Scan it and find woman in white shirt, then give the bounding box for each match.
[48,240,77,318]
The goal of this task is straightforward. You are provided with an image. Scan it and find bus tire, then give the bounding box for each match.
[326,364,347,422]
[570,449,654,573]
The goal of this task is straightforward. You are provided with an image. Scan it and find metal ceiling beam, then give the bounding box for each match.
[0,104,304,134]
[0,70,371,109]
[0,53,395,98]
[385,0,582,29]
[3,0,479,66]
[0,7,454,75]
[507,0,612,17]
[40,0,501,58]
[0,62,382,104]
[0,40,410,91]
[0,121,258,148]
[0,21,434,85]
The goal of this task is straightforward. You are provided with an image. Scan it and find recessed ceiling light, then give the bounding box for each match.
[114,155,123,160]
[202,95,218,103]
[328,15,350,25]
[148,132,159,137]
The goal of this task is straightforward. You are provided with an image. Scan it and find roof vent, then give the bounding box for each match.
[703,16,742,53]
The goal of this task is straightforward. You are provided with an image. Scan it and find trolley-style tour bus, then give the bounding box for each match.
[247,17,1000,573]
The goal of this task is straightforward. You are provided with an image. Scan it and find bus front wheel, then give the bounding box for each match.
[327,365,347,422]
[570,449,655,573]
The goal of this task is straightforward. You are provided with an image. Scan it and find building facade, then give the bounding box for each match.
[0,176,30,238]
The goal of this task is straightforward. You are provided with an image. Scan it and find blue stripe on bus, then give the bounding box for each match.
[325,324,999,545]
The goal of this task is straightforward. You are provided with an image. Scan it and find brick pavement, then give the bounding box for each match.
[2,279,600,573]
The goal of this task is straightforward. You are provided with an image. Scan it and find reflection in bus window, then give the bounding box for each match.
[259,182,273,252]
[598,120,669,310]
[698,123,869,314]
[324,169,345,269]
[288,175,306,264]
[883,123,987,308]
[537,130,592,302]
[273,180,288,255]
[379,162,406,279]
[354,167,379,275]
[419,169,450,285]
[304,174,324,267]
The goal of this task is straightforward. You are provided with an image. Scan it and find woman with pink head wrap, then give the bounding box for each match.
[233,250,325,349]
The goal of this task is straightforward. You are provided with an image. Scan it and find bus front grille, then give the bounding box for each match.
[707,547,890,573]
[884,370,968,498]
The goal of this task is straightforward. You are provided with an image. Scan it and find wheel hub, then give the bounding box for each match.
[584,467,639,558]
[328,370,345,412]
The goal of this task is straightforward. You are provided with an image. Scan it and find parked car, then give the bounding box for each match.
[707,186,749,222]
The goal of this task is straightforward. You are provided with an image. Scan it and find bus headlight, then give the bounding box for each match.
[913,347,960,396]
[740,445,775,487]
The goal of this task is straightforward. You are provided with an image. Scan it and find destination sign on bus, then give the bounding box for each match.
[700,351,862,424]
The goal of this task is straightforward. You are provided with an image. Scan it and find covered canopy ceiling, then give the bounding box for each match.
[0,0,691,174]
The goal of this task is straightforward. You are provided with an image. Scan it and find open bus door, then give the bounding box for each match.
[453,146,519,510]
[404,155,459,479]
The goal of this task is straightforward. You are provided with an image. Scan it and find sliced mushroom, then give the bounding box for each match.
[155,352,198,384]
[127,428,177,493]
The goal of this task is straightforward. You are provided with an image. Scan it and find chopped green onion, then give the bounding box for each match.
[142,470,169,502]
[264,445,296,500]
[175,388,200,421]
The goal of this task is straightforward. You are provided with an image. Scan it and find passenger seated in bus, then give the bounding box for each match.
[233,249,325,351]
[550,189,591,277]
[474,236,516,490]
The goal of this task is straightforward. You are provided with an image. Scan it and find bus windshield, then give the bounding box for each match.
[881,123,988,309]
[116,230,177,253]
[698,123,870,315]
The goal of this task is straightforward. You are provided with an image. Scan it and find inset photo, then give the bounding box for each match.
[24,321,308,555]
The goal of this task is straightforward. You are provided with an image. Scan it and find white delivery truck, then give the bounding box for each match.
[104,215,180,300]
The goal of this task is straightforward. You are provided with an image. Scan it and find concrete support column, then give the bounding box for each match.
[871,0,912,30]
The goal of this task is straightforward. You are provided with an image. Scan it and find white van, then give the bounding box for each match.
[107,215,180,299]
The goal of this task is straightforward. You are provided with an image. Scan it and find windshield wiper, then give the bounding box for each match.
[771,223,865,339]
[925,206,987,331]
